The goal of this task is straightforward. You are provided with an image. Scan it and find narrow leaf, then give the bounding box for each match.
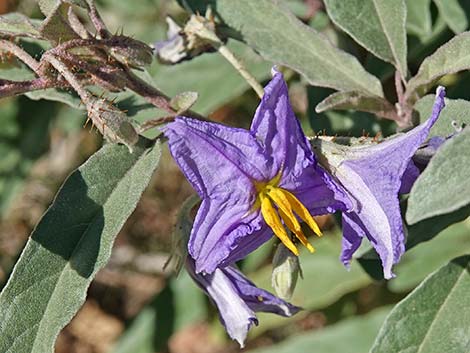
[433,0,468,34]
[179,0,384,96]
[405,0,432,39]
[0,13,41,38]
[40,1,80,44]
[370,255,470,353]
[315,91,397,120]
[39,0,86,16]
[324,0,408,78]
[0,138,161,353]
[407,32,470,97]
[25,89,82,110]
[407,128,470,224]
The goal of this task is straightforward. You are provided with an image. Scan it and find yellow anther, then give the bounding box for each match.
[278,208,315,253]
[260,193,299,255]
[281,189,323,237]
[266,186,302,232]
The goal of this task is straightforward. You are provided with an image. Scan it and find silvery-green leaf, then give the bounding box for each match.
[315,91,397,120]
[433,0,468,34]
[324,0,407,78]
[25,89,82,109]
[407,32,470,97]
[0,13,41,38]
[405,0,432,39]
[39,2,80,44]
[370,255,470,353]
[407,128,470,224]
[39,0,86,16]
[0,138,161,353]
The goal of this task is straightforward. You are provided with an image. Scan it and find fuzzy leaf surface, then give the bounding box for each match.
[0,138,161,353]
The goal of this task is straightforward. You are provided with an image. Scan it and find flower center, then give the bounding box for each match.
[254,179,322,255]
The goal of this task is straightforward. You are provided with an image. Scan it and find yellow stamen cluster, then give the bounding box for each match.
[255,179,322,255]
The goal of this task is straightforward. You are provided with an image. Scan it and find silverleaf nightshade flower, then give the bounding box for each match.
[186,257,300,347]
[311,87,446,279]
[163,70,351,274]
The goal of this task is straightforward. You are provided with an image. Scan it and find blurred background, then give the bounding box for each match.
[0,0,469,352]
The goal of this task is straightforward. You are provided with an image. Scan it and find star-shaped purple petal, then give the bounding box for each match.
[164,71,351,274]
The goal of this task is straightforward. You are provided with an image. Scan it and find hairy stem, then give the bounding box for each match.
[42,53,90,101]
[217,44,264,99]
[86,0,111,38]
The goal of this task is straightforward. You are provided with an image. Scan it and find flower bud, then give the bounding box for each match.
[271,244,301,301]
[109,36,153,68]
[86,96,139,151]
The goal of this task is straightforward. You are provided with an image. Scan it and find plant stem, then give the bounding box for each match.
[86,0,111,38]
[217,44,264,99]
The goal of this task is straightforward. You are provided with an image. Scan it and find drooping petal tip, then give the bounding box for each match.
[271,65,280,77]
[186,258,299,347]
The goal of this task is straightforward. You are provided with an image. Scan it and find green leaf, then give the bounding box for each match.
[250,234,371,335]
[407,128,470,224]
[414,95,470,138]
[250,307,391,353]
[390,220,470,292]
[315,91,397,120]
[39,1,80,44]
[0,13,41,38]
[324,0,407,78]
[406,32,470,97]
[39,0,87,16]
[0,64,35,81]
[25,89,82,109]
[0,138,161,353]
[433,0,468,34]
[370,255,470,353]
[179,0,383,96]
[405,0,432,39]
[112,272,205,353]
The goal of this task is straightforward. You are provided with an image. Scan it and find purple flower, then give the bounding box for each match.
[311,87,446,279]
[163,71,351,274]
[186,258,300,347]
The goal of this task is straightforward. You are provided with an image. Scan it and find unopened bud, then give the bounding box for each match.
[170,91,198,113]
[271,244,301,300]
[87,96,139,151]
[109,36,153,68]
